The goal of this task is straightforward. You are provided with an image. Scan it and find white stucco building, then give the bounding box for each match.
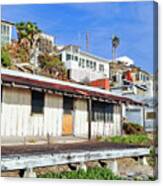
[1,20,14,46]
[56,45,110,83]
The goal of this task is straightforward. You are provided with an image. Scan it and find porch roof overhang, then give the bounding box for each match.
[1,69,143,106]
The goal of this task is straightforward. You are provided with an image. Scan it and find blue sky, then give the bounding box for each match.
[2,1,156,73]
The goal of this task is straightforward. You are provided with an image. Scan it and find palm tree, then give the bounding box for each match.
[112,35,120,62]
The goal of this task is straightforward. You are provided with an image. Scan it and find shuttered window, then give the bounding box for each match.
[31,91,44,114]
[92,102,114,122]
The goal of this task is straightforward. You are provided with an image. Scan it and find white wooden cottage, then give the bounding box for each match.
[1,69,142,139]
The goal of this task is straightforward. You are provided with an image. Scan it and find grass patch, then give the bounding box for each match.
[28,139,37,143]
[100,134,151,146]
[38,167,122,180]
[148,147,157,167]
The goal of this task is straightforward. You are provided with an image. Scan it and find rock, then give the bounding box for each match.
[127,172,135,177]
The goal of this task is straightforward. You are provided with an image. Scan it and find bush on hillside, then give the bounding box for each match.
[123,122,144,135]
[1,48,12,67]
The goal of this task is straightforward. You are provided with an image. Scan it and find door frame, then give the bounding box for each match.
[62,96,75,136]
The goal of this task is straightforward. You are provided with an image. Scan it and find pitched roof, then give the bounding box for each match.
[1,69,142,105]
[1,19,15,26]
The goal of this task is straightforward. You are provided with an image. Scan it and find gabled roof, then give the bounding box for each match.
[57,44,110,63]
[1,20,15,26]
[1,69,142,105]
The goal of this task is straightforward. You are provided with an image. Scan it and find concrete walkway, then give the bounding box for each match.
[1,136,88,146]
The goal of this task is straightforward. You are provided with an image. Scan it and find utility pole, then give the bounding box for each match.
[86,32,90,51]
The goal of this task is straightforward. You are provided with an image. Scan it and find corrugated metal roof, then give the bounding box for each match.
[1,69,142,105]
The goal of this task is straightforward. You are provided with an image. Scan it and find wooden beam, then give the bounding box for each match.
[120,103,123,135]
[1,148,150,171]
[88,98,92,140]
[143,104,146,130]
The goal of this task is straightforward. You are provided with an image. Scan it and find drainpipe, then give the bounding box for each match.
[120,102,123,136]
[143,104,146,131]
[88,98,92,140]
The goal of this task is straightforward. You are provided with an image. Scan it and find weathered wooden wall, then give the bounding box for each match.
[73,99,121,138]
[74,99,88,137]
[91,105,121,137]
[1,87,121,138]
[1,87,63,137]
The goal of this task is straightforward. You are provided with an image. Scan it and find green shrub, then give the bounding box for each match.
[148,146,157,167]
[123,122,144,135]
[38,53,67,79]
[96,135,103,141]
[38,167,122,180]
[103,134,151,145]
[1,48,12,67]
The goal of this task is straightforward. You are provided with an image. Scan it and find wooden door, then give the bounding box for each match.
[62,97,73,136]
[62,114,73,135]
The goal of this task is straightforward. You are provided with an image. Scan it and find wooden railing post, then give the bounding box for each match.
[88,98,92,140]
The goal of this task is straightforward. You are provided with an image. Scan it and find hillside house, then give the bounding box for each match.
[56,45,110,83]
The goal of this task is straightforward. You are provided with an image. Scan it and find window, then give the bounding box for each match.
[31,91,44,114]
[63,96,73,113]
[82,60,85,68]
[135,73,139,81]
[59,54,62,61]
[146,112,156,119]
[141,74,144,81]
[99,64,104,72]
[79,58,82,67]
[93,62,96,70]
[90,61,93,69]
[92,102,114,122]
[75,56,78,61]
[66,54,71,61]
[112,75,117,82]
[86,60,90,68]
[105,104,114,122]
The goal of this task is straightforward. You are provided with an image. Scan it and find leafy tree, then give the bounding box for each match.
[112,35,120,61]
[16,22,42,65]
[38,53,67,79]
[16,22,41,48]
[1,47,12,67]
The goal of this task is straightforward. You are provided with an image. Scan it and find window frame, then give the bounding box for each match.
[66,53,71,61]
[99,64,104,72]
[92,102,114,123]
[31,90,45,114]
